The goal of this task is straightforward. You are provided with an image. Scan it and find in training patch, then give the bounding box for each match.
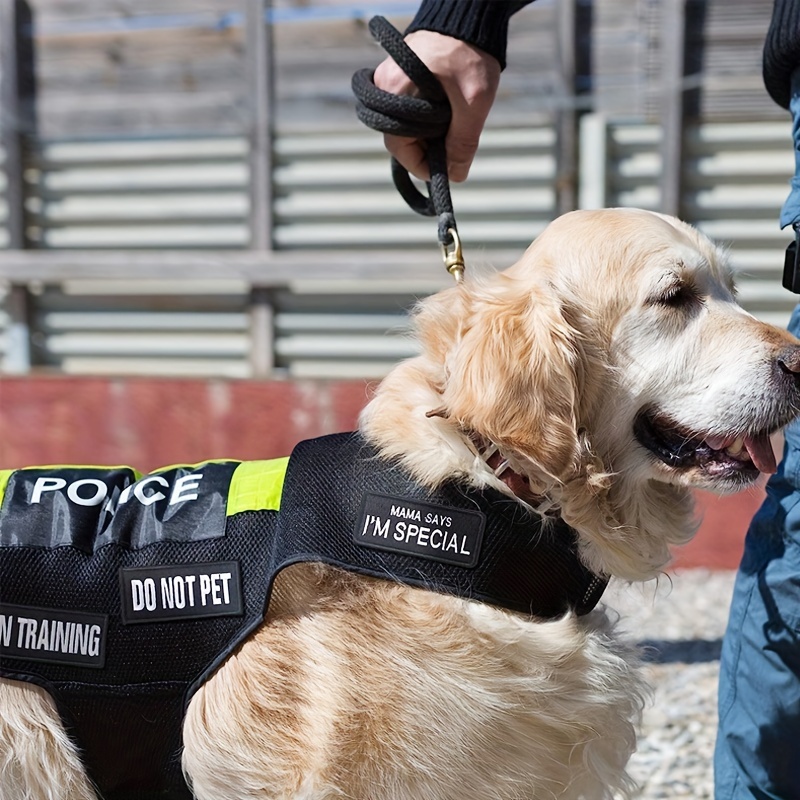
[354,492,484,568]
[0,603,107,668]
[119,561,243,624]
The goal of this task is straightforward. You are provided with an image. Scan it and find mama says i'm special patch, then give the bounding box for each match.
[354,492,484,568]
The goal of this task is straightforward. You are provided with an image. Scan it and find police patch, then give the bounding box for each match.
[354,492,484,568]
[0,462,240,552]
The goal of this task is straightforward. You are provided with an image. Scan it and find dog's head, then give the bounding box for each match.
[362,208,800,579]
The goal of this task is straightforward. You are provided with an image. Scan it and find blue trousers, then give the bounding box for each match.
[715,304,800,798]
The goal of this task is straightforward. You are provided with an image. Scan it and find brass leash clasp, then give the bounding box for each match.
[441,227,465,284]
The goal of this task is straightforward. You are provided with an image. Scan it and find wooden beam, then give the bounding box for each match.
[578,113,609,210]
[0,0,32,249]
[245,0,274,251]
[244,0,276,376]
[0,249,476,286]
[0,0,36,373]
[4,285,32,373]
[555,0,578,215]
[659,0,686,218]
[249,287,275,378]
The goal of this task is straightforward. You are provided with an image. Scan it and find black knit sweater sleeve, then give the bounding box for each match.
[405,0,535,70]
[763,0,800,109]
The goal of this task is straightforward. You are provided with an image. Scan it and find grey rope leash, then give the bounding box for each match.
[352,16,465,282]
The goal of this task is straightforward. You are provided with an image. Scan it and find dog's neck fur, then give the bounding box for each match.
[360,358,697,584]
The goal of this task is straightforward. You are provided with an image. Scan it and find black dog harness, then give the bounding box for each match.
[0,432,607,799]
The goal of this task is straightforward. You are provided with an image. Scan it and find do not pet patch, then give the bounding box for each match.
[119,561,243,624]
[354,492,484,568]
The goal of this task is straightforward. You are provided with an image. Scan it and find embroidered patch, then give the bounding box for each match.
[354,492,484,568]
[0,603,108,668]
[119,561,243,624]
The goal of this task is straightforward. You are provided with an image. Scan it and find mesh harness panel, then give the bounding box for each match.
[0,432,607,799]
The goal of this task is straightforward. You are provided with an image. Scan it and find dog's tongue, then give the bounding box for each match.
[744,434,777,474]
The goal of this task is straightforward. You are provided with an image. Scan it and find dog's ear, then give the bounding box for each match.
[437,275,584,481]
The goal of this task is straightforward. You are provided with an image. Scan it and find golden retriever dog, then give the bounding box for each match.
[3,208,800,800]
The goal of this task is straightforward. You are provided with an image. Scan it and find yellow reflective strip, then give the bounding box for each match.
[0,470,13,509]
[151,459,238,475]
[226,458,289,516]
[11,464,141,476]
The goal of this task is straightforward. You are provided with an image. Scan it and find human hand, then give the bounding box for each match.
[372,30,501,182]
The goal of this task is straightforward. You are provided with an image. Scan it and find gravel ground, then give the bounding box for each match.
[603,569,737,799]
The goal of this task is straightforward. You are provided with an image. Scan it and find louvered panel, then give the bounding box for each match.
[27,137,250,249]
[53,357,251,378]
[31,284,426,379]
[606,124,661,212]
[14,121,556,379]
[19,116,800,379]
[694,0,779,121]
[27,126,556,254]
[29,0,246,137]
[592,0,652,118]
[274,127,557,252]
[33,287,252,376]
[638,0,778,123]
[272,288,419,379]
[683,121,796,324]
[26,0,552,134]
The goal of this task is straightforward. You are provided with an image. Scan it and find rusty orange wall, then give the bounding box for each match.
[0,376,373,472]
[0,376,757,570]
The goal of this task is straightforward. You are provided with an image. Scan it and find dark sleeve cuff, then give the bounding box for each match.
[763,0,800,109]
[405,0,534,70]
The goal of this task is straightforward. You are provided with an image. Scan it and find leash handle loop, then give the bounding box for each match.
[352,16,466,282]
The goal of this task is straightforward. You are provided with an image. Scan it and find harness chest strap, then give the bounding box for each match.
[0,432,607,799]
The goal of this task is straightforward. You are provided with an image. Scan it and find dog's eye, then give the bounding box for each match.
[658,284,701,308]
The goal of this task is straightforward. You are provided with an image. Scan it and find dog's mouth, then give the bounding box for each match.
[633,408,776,480]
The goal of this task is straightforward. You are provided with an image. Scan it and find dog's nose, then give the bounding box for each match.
[777,346,800,381]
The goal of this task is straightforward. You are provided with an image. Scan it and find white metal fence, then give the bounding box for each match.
[2,0,796,379]
[0,116,797,378]
[21,127,557,252]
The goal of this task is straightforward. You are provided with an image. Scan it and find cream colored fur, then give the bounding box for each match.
[3,208,800,800]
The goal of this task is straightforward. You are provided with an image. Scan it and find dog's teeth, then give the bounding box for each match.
[727,437,745,455]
